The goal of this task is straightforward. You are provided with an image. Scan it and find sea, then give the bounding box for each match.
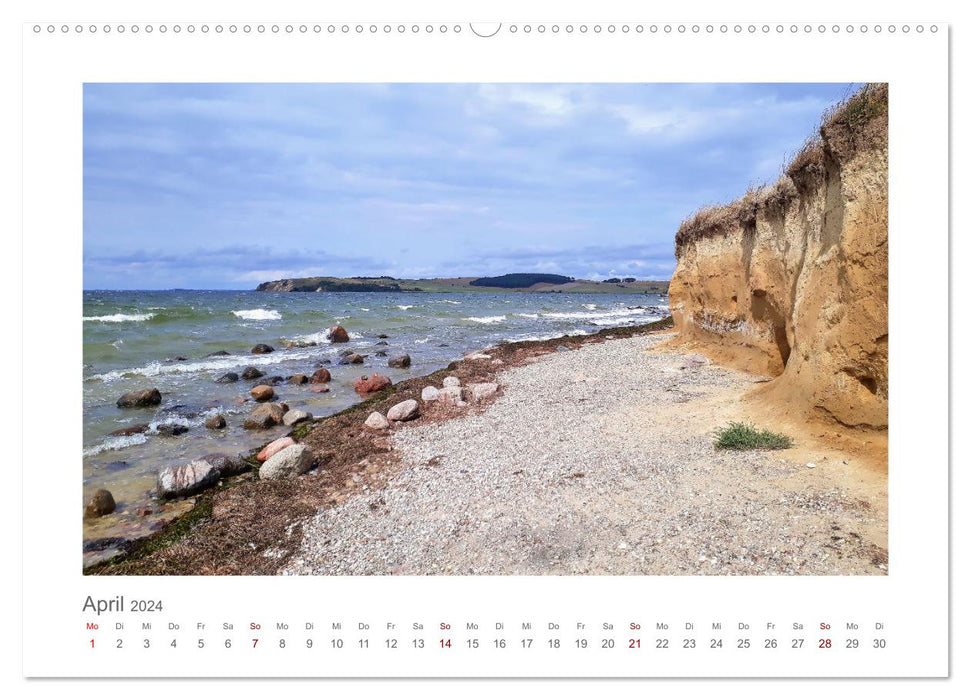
[82,289,668,553]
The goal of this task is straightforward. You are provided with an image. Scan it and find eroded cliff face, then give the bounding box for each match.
[669,85,888,429]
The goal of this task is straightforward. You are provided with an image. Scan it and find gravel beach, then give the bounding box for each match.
[284,333,888,576]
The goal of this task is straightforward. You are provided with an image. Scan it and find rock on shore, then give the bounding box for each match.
[201,453,248,477]
[387,399,420,422]
[468,382,499,402]
[260,444,314,480]
[364,412,390,430]
[157,459,220,499]
[257,437,296,462]
[283,409,312,426]
[354,373,392,394]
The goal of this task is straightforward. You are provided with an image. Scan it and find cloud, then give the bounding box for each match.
[84,82,854,288]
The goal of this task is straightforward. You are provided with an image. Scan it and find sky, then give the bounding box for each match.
[83,82,854,290]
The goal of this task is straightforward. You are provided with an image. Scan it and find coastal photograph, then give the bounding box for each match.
[83,83,888,576]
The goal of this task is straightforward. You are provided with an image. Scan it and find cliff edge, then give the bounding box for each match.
[669,84,888,429]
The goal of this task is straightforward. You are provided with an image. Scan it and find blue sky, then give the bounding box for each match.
[83,83,853,290]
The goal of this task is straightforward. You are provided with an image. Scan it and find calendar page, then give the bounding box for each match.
[18,0,952,685]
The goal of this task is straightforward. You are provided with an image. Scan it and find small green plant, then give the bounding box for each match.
[714,422,793,451]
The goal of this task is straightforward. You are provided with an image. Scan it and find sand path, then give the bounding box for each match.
[284,334,887,575]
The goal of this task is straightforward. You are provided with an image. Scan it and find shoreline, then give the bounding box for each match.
[85,317,675,575]
[86,314,887,576]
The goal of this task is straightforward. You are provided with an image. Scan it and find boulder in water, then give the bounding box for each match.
[109,423,149,437]
[205,414,227,430]
[242,402,287,429]
[241,366,265,380]
[310,368,331,384]
[214,372,239,383]
[116,388,161,409]
[155,424,189,437]
[327,325,350,343]
[388,354,411,369]
[250,385,275,402]
[251,344,274,354]
[85,489,116,518]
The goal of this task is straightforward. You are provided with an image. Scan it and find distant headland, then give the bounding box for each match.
[256,273,669,294]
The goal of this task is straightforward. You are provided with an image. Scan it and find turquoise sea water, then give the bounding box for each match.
[81,289,667,550]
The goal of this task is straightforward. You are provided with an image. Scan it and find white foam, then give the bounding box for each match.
[83,313,155,323]
[583,303,598,310]
[90,347,323,383]
[589,314,656,326]
[543,308,647,321]
[148,415,198,432]
[232,309,282,321]
[396,305,415,310]
[290,330,331,346]
[466,315,507,324]
[441,300,462,305]
[82,433,148,457]
[515,313,539,319]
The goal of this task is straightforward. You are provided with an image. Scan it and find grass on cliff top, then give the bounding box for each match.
[715,422,793,451]
[675,83,887,255]
[786,82,888,182]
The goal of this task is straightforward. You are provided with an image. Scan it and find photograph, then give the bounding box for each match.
[81,82,889,576]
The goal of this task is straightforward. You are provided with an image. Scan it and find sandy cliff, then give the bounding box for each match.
[669,84,888,429]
